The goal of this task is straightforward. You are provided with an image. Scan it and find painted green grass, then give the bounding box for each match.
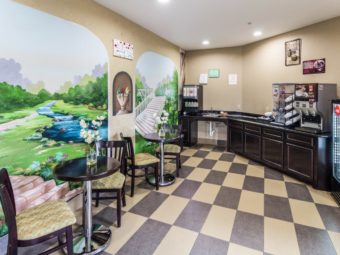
[135,132,158,154]
[0,101,51,124]
[51,100,106,120]
[0,114,85,174]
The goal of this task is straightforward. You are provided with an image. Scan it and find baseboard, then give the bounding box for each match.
[198,138,227,146]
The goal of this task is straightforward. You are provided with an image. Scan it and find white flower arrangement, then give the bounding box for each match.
[80,116,104,145]
[154,110,169,128]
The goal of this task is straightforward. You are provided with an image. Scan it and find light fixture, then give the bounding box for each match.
[158,0,170,3]
[253,31,262,37]
[202,40,210,45]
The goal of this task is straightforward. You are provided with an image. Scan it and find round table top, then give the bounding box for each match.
[54,156,120,182]
[143,132,181,143]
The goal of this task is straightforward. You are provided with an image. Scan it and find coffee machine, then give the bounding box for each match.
[293,83,337,133]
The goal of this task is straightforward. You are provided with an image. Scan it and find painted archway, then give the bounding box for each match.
[0,0,108,236]
[134,51,179,153]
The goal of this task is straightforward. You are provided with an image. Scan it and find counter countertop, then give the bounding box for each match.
[181,111,331,138]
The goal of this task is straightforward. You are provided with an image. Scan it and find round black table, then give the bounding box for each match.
[143,132,181,186]
[55,156,120,255]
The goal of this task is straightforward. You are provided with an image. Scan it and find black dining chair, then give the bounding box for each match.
[155,124,183,177]
[92,140,127,227]
[120,133,159,197]
[0,168,75,255]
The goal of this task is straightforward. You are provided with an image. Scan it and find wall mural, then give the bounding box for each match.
[0,1,108,236]
[135,52,178,153]
[113,72,133,115]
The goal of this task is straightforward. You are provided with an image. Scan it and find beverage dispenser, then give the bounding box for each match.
[293,83,337,133]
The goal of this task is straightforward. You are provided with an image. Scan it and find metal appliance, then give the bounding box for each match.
[182,84,203,115]
[331,99,340,203]
[293,83,337,133]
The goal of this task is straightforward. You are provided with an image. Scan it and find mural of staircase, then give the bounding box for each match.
[136,96,166,135]
[10,176,82,213]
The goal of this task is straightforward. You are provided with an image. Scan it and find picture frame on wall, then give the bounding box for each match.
[285,38,301,66]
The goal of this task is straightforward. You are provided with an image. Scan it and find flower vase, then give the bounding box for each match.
[158,125,165,137]
[117,93,129,115]
[86,146,97,166]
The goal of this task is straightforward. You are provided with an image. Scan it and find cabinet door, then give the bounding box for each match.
[244,132,261,159]
[285,143,313,181]
[262,137,284,170]
[229,127,244,153]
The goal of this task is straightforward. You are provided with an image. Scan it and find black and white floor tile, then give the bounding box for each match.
[5,145,340,255]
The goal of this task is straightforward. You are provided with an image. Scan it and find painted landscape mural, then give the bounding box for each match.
[0,1,108,236]
[135,52,178,153]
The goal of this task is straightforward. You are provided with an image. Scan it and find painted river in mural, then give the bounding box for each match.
[38,101,108,142]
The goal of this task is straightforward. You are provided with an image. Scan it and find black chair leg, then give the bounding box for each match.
[122,186,126,207]
[131,168,135,197]
[117,190,122,228]
[66,226,73,255]
[155,164,159,191]
[176,156,180,177]
[58,233,63,246]
[95,191,100,207]
[7,237,18,255]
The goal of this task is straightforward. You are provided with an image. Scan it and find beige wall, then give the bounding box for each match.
[185,48,243,111]
[242,17,340,114]
[16,0,180,138]
[185,17,340,114]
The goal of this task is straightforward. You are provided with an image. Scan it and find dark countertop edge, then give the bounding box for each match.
[181,112,331,138]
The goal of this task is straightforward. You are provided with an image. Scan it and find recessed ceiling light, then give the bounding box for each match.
[202,40,210,45]
[253,31,262,37]
[158,0,170,3]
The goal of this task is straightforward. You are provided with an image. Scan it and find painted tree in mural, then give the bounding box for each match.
[134,52,179,154]
[0,1,108,236]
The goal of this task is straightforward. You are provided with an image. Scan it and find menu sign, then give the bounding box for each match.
[295,84,317,102]
[303,58,326,74]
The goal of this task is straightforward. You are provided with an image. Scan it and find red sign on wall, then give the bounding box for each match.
[303,58,326,74]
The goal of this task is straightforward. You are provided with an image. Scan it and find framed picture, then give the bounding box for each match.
[285,39,301,66]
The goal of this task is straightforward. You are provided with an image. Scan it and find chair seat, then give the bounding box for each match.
[16,200,76,241]
[92,172,125,190]
[156,144,181,154]
[128,153,159,166]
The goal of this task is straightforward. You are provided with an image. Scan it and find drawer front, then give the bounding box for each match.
[229,120,243,129]
[263,128,283,140]
[286,132,314,147]
[244,124,261,134]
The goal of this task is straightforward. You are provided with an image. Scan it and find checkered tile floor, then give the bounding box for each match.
[13,145,340,255]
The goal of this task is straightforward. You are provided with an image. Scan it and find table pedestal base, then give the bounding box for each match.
[146,173,175,186]
[65,224,111,255]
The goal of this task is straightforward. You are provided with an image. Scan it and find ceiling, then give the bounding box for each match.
[95,0,340,50]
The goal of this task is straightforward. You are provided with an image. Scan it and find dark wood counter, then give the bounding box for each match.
[181,112,332,190]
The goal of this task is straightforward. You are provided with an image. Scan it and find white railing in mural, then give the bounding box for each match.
[135,88,154,117]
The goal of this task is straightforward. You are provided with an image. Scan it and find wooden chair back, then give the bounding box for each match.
[0,168,16,213]
[0,184,18,254]
[96,140,127,174]
[120,133,135,166]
